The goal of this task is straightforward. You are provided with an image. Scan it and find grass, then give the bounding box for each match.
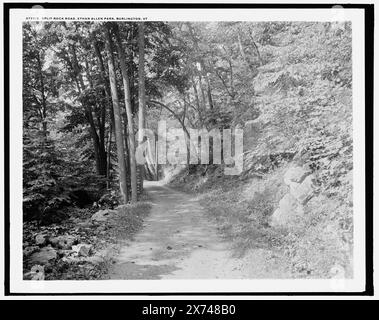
[199,181,286,258]
[167,163,353,278]
[109,201,153,241]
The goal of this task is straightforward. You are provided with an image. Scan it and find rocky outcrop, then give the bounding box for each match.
[271,193,304,227]
[289,175,314,205]
[270,165,315,227]
[283,166,310,185]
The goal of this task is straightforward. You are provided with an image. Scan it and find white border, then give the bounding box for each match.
[7,7,366,294]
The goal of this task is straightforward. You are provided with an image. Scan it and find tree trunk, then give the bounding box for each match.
[205,76,214,109]
[138,22,146,145]
[147,100,191,170]
[36,53,48,139]
[106,121,112,189]
[137,22,146,188]
[187,23,213,110]
[104,24,129,204]
[91,33,114,181]
[122,117,131,187]
[84,58,107,176]
[190,76,204,126]
[197,74,207,110]
[237,31,258,79]
[113,23,138,203]
[71,44,107,176]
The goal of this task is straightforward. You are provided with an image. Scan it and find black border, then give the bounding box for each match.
[3,2,374,297]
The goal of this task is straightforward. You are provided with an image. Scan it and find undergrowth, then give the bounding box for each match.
[23,195,152,280]
[167,164,353,279]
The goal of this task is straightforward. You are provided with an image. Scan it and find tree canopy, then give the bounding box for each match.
[23,21,352,225]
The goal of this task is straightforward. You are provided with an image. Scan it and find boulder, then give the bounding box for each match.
[30,246,57,265]
[91,209,116,222]
[283,166,310,185]
[289,175,314,204]
[35,234,48,246]
[30,265,45,280]
[72,244,92,257]
[270,193,304,227]
[50,235,77,250]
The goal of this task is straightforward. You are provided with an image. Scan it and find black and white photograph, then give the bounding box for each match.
[2,2,374,298]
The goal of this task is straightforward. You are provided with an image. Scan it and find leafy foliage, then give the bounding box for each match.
[23,20,354,279]
[167,21,353,278]
[23,129,70,221]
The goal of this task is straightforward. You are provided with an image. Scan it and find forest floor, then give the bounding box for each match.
[23,196,152,280]
[106,180,291,279]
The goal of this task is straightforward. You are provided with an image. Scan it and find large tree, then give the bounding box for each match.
[113,22,138,203]
[104,24,129,204]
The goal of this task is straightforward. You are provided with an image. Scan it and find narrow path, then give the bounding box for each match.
[108,181,249,279]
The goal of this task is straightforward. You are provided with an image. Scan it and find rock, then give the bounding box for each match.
[284,166,310,185]
[35,234,48,246]
[270,169,314,227]
[85,255,104,265]
[289,175,314,204]
[270,193,303,227]
[279,193,303,215]
[97,225,107,232]
[91,209,116,222]
[30,265,45,280]
[57,249,75,258]
[92,247,117,261]
[72,244,92,257]
[50,235,77,250]
[30,247,57,265]
[77,220,92,228]
[23,246,39,256]
[270,208,282,227]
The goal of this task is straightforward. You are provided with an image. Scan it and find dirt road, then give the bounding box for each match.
[108,181,290,279]
[107,181,247,279]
